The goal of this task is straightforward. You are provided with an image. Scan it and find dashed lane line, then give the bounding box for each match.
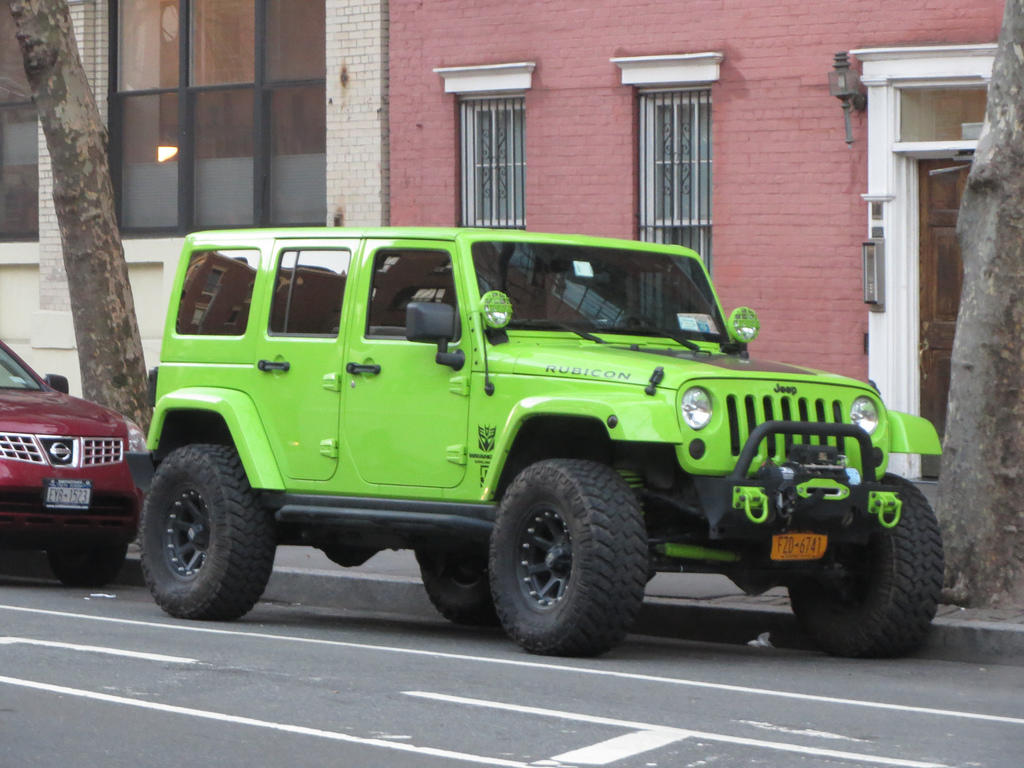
[0,675,531,767]
[405,691,949,768]
[1,603,1021,728]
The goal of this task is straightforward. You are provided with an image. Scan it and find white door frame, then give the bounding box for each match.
[851,44,995,478]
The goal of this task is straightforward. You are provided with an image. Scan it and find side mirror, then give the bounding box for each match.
[406,302,464,371]
[44,374,70,394]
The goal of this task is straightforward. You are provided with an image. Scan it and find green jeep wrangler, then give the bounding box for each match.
[134,227,943,658]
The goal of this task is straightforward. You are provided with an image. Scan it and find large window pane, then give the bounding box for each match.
[194,89,253,226]
[900,88,987,142]
[119,0,179,91]
[266,0,325,82]
[1,12,31,104]
[0,105,38,237]
[270,85,326,223]
[191,0,254,86]
[121,93,178,228]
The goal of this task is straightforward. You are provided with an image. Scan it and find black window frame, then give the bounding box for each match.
[110,0,326,235]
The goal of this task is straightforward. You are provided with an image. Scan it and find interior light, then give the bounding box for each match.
[157,146,179,163]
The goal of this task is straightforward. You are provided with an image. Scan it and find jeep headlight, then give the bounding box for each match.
[850,396,879,435]
[681,387,713,430]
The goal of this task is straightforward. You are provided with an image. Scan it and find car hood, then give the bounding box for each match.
[503,340,866,391]
[0,389,125,436]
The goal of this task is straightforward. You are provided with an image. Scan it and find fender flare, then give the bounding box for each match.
[151,387,285,490]
[887,410,942,455]
[479,393,680,499]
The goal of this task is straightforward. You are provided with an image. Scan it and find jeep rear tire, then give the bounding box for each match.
[140,444,276,620]
[416,549,499,626]
[489,459,648,656]
[47,543,127,587]
[788,474,944,657]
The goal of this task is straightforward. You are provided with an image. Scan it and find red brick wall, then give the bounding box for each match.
[389,0,1003,379]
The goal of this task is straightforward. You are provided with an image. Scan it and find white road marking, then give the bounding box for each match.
[1,603,1021,728]
[0,675,530,767]
[550,730,689,765]
[736,719,869,742]
[0,636,195,664]
[405,691,949,768]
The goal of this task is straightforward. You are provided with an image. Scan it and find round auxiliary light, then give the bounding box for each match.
[850,396,879,435]
[681,387,713,430]
[727,306,760,343]
[480,290,513,329]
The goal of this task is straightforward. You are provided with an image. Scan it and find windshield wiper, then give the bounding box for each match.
[619,326,700,352]
[512,319,608,344]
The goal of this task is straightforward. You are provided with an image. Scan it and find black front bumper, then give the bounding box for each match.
[693,421,893,542]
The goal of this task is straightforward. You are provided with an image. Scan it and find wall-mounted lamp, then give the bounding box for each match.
[829,52,866,146]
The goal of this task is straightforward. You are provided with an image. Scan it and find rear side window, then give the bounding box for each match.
[269,249,351,336]
[366,249,458,338]
[175,249,260,336]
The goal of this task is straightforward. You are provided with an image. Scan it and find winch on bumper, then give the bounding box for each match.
[692,422,903,543]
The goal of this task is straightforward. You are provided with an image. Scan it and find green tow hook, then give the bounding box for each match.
[733,486,770,524]
[868,490,902,528]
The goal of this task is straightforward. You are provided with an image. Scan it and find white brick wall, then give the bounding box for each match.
[326,0,390,227]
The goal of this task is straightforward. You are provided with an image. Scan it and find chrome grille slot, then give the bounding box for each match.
[0,433,45,464]
[83,438,124,466]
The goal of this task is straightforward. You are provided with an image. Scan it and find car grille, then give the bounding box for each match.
[0,433,46,464]
[0,433,124,467]
[725,393,846,458]
[83,438,124,466]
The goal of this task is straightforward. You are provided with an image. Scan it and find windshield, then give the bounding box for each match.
[472,241,726,343]
[0,345,41,390]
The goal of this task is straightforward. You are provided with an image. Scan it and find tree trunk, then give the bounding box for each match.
[9,0,149,429]
[938,0,1024,608]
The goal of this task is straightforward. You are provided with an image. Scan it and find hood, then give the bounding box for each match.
[0,389,125,436]
[504,341,865,390]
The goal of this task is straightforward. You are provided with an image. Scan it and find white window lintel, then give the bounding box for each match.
[612,52,723,87]
[434,62,536,94]
[851,44,996,87]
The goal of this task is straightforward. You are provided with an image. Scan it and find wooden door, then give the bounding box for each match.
[918,158,968,478]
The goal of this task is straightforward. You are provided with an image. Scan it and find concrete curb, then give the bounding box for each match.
[3,551,1021,665]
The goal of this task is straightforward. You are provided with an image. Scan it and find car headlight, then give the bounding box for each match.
[681,387,713,430]
[124,419,149,453]
[850,396,879,435]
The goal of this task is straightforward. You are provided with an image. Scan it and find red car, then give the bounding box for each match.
[1,339,145,586]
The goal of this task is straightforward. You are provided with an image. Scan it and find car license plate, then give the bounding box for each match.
[43,478,92,510]
[771,532,827,561]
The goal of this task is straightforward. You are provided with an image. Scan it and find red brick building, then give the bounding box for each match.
[388,0,1004,478]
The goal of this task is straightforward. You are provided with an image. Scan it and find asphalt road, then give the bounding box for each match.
[1,580,1021,768]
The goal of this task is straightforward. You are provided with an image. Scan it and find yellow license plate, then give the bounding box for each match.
[771,532,827,561]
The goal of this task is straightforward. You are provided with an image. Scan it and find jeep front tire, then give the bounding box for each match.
[140,444,276,620]
[489,459,648,656]
[788,474,944,657]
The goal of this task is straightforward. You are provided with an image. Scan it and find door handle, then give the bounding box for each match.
[346,362,381,375]
[257,359,291,372]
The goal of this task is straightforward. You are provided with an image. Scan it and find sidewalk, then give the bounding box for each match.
[5,544,1021,665]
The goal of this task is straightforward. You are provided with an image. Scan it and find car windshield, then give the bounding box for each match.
[471,241,726,343]
[0,345,42,390]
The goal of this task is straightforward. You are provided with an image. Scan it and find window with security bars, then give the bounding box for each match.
[639,90,712,265]
[460,97,525,228]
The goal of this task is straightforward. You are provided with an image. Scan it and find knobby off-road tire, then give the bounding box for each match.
[47,542,128,587]
[489,459,649,657]
[140,444,276,620]
[788,474,944,657]
[416,549,499,627]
